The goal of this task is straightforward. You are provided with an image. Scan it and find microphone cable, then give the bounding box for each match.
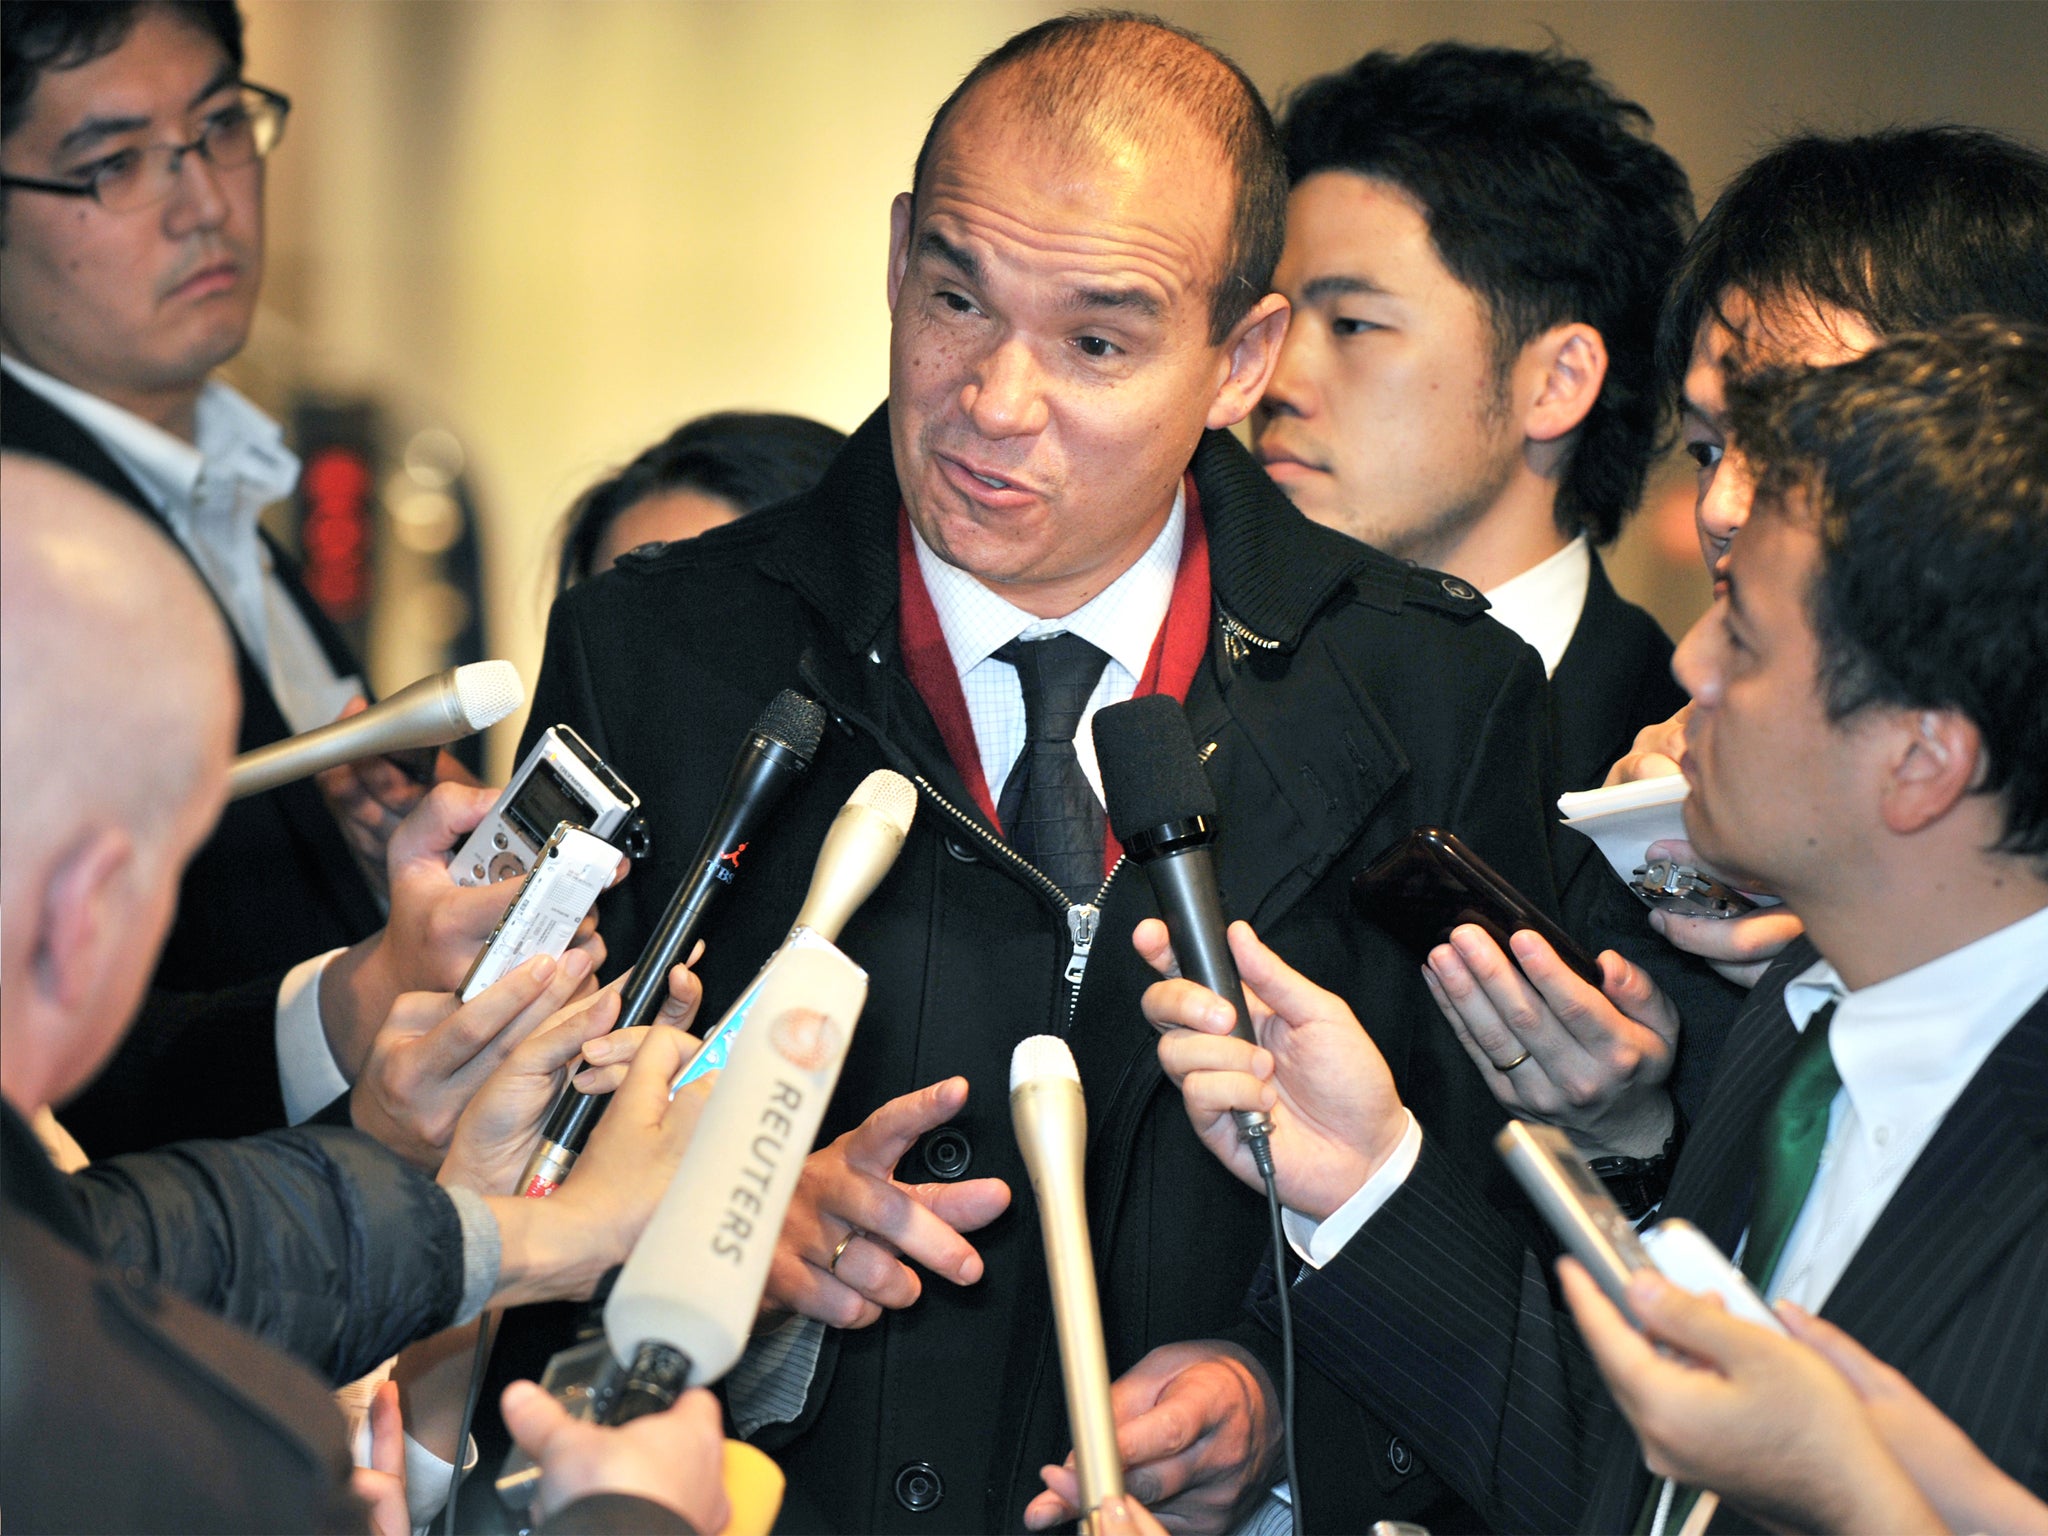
[1244,1125,1304,1536]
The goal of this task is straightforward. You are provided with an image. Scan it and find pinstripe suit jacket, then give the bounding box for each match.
[1251,938,2048,1533]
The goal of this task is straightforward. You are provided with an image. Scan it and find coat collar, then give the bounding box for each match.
[758,401,1386,660]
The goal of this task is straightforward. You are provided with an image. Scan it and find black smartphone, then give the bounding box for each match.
[1350,826,1605,987]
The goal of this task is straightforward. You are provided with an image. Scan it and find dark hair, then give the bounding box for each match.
[1278,43,1694,545]
[1730,317,2048,863]
[2,1,243,139]
[909,10,1287,346]
[1660,127,2048,393]
[556,411,845,591]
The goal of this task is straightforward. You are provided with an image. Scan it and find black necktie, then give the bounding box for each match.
[995,632,1111,905]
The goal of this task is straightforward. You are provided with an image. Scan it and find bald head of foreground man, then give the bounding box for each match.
[0,453,238,1112]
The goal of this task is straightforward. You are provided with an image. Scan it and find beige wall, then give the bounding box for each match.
[230,0,2048,771]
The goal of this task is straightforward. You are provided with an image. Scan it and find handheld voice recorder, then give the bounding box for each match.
[451,724,639,887]
[459,823,624,1001]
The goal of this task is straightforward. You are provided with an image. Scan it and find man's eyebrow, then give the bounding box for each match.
[1681,391,1727,431]
[52,68,241,158]
[55,112,152,157]
[918,231,980,285]
[1063,285,1162,321]
[187,64,240,112]
[1300,274,1387,305]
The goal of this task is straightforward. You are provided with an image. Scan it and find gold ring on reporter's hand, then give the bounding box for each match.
[1492,1047,1532,1073]
[829,1228,865,1275]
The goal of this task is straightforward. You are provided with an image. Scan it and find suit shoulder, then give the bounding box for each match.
[607,496,805,580]
[1337,546,1493,626]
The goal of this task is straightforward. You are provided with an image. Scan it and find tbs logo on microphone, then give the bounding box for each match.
[714,842,750,883]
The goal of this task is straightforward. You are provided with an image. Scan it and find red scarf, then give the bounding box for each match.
[896,475,1212,877]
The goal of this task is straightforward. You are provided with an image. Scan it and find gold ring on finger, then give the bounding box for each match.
[828,1227,866,1275]
[1492,1047,1532,1073]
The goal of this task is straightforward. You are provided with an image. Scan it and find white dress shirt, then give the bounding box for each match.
[3,353,358,1122]
[1289,903,2048,1283]
[911,486,1185,807]
[1480,534,1590,679]
[1761,902,2048,1307]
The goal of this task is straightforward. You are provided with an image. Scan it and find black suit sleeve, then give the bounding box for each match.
[58,976,291,1156]
[69,1125,466,1385]
[1248,1134,1620,1534]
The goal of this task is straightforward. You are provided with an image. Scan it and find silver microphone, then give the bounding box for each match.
[1012,1034,1125,1529]
[791,769,920,942]
[227,661,523,800]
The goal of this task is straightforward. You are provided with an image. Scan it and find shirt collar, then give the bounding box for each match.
[1481,534,1590,679]
[1784,903,2048,1138]
[910,483,1185,682]
[0,353,297,522]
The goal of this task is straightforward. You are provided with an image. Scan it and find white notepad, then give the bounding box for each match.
[1557,774,1690,882]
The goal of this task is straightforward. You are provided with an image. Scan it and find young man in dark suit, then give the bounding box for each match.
[1253,43,1694,792]
[0,0,518,1158]
[1141,318,2048,1532]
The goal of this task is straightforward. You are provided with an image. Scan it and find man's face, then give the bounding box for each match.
[0,8,263,418]
[887,91,1274,619]
[1679,290,1878,576]
[1252,172,1520,564]
[1672,503,1873,899]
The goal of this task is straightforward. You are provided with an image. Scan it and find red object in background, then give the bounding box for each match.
[300,444,374,620]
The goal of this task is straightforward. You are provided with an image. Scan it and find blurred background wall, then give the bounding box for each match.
[226,0,2048,773]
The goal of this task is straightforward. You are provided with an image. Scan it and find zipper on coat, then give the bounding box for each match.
[910,772,1127,1032]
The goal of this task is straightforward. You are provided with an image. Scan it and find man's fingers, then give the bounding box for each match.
[390,780,502,864]
[1025,1465,1082,1530]
[911,1176,1013,1235]
[1142,977,1236,1037]
[1777,1304,1901,1400]
[608,1023,694,1124]
[821,1166,987,1284]
[1156,1029,1269,1086]
[1653,906,1805,964]
[815,1231,922,1311]
[843,1077,971,1172]
[1116,1392,1205,1471]
[656,962,704,1029]
[1227,921,1339,1030]
[367,1378,406,1478]
[1132,918,1181,979]
[414,953,572,1080]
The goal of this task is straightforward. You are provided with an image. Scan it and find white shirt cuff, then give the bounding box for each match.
[1279,1110,1423,1269]
[276,948,350,1123]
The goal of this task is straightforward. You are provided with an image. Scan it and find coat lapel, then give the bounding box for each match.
[1818,987,2048,1361]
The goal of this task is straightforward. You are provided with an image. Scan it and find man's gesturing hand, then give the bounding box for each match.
[1024,1341,1280,1534]
[1422,924,1678,1158]
[763,1077,1011,1330]
[1138,919,1406,1223]
[501,1379,730,1536]
[1642,839,1804,990]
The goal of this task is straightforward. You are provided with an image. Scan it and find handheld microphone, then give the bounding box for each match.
[1011,1035,1125,1529]
[1092,695,1272,1150]
[228,661,523,799]
[522,690,828,1196]
[492,938,872,1512]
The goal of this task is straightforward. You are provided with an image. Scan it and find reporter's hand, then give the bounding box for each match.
[484,1021,710,1308]
[1138,919,1405,1222]
[501,1379,730,1535]
[1561,1261,1940,1534]
[319,783,532,1076]
[1422,924,1677,1158]
[763,1077,1012,1330]
[1783,1305,2048,1536]
[353,943,604,1168]
[316,696,433,899]
[1603,706,1689,786]
[1024,1341,1279,1534]
[1641,839,1804,989]
[438,955,701,1194]
[351,1378,411,1536]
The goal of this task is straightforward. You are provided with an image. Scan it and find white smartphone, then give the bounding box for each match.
[459,823,624,1001]
[1639,1219,1786,1335]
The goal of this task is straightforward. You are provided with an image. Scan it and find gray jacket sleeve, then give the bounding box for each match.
[70,1125,466,1386]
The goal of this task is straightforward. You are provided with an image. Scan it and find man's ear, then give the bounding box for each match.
[1206,292,1292,431]
[886,191,915,312]
[1879,708,1983,835]
[1522,323,1608,444]
[34,827,135,1013]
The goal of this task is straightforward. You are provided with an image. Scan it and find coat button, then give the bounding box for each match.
[921,1127,972,1180]
[894,1461,944,1512]
[1440,576,1478,602]
[1386,1434,1414,1476]
[944,835,979,864]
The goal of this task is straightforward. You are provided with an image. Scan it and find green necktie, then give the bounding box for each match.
[1740,999,1842,1293]
[1634,1000,1842,1536]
